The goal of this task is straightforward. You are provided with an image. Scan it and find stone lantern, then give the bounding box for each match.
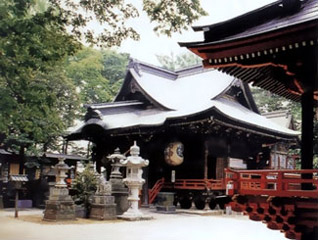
[119,141,150,220]
[43,158,75,221]
[55,158,70,188]
[107,148,129,215]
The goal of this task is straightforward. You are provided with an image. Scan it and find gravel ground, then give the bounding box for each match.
[0,208,286,240]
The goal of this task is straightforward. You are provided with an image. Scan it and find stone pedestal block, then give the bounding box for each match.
[75,205,87,218]
[43,200,76,221]
[108,148,129,215]
[89,195,116,220]
[112,190,129,215]
[0,195,3,209]
[43,187,76,221]
[156,192,176,213]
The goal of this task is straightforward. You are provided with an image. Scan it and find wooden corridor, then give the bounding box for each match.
[225,168,318,240]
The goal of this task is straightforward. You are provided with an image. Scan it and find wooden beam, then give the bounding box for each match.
[193,21,317,60]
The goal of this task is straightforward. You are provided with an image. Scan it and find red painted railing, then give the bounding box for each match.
[148,178,225,204]
[164,178,224,191]
[225,168,318,198]
[148,177,165,204]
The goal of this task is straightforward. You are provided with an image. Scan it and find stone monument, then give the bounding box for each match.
[89,173,117,220]
[107,148,129,215]
[43,158,75,221]
[118,141,150,220]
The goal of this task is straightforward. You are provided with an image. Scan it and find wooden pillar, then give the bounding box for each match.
[14,190,19,218]
[301,90,314,170]
[62,140,69,154]
[301,90,314,190]
[141,166,149,206]
[204,144,208,179]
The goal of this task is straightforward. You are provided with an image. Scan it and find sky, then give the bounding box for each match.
[114,0,276,66]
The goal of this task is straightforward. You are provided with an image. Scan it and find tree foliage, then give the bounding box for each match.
[0,0,80,163]
[65,48,129,105]
[65,48,112,105]
[156,52,201,71]
[46,0,207,47]
[251,87,301,122]
[72,163,97,208]
[101,50,129,85]
[143,0,207,36]
[0,0,207,168]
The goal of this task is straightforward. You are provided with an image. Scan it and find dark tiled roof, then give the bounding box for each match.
[0,149,87,161]
[44,153,88,161]
[188,0,318,46]
[179,0,318,102]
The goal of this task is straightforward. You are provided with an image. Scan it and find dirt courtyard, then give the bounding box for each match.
[0,208,286,240]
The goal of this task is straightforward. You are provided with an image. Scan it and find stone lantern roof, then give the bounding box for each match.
[120,142,149,167]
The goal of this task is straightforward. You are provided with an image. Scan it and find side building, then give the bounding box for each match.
[0,149,87,208]
[262,110,299,170]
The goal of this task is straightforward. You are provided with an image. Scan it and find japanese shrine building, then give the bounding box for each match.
[68,59,298,193]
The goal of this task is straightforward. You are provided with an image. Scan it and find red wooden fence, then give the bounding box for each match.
[225,168,318,198]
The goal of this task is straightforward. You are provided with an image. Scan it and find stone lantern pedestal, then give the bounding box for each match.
[89,174,116,220]
[43,158,75,221]
[118,142,152,221]
[108,148,129,215]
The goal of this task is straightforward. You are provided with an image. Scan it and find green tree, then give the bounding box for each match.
[65,48,129,105]
[46,0,207,47]
[65,48,113,105]
[101,50,129,85]
[0,0,207,171]
[0,0,80,170]
[251,87,301,122]
[156,52,201,71]
[1,64,80,167]
[72,163,98,216]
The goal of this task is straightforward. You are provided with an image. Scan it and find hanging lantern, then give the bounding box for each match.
[164,142,184,166]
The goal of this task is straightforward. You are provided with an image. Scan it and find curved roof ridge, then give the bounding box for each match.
[130,62,235,111]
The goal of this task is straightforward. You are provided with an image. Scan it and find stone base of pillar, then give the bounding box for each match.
[43,187,76,221]
[112,191,129,215]
[155,192,176,213]
[43,200,76,221]
[117,210,153,221]
[89,204,117,220]
[89,195,117,220]
[156,205,176,213]
[0,195,3,209]
[110,176,129,215]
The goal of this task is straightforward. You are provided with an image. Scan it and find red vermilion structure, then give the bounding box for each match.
[180,0,318,239]
[225,168,318,198]
[225,168,318,240]
[180,0,318,171]
[148,178,224,204]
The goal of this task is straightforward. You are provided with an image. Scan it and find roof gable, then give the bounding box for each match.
[262,110,297,130]
[114,59,249,111]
